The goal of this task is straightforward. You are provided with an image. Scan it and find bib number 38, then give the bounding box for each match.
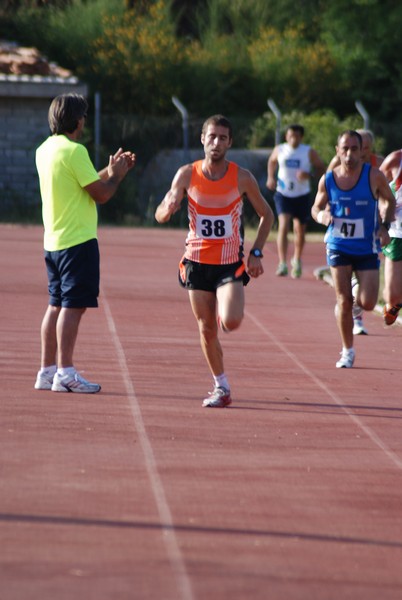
[196,215,232,239]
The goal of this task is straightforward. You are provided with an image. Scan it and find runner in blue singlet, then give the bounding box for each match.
[311,130,395,369]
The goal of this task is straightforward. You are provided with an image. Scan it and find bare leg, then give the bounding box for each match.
[188,290,223,376]
[383,257,402,306]
[354,269,379,311]
[216,280,244,332]
[56,307,86,368]
[40,305,61,367]
[332,265,380,349]
[292,218,306,262]
[188,281,244,378]
[331,265,354,350]
[276,213,292,264]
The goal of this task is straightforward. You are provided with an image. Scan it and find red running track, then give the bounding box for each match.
[1,224,402,600]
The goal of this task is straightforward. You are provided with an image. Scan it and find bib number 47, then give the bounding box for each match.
[340,222,356,237]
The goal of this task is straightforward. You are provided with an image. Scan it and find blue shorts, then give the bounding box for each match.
[45,238,100,308]
[273,191,311,224]
[326,248,380,270]
[178,258,250,292]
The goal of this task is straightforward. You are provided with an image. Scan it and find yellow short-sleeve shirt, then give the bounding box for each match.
[36,135,100,251]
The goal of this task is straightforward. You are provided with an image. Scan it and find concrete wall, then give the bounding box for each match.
[0,75,87,210]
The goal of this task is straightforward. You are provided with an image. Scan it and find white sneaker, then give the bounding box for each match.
[34,371,54,390]
[202,386,232,408]
[336,348,355,368]
[353,316,368,335]
[52,371,101,394]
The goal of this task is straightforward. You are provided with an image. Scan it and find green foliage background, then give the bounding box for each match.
[2,0,401,121]
[1,0,401,223]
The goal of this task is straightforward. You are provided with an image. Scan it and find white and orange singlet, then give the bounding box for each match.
[184,160,244,265]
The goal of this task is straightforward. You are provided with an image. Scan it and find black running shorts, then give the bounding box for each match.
[178,258,250,292]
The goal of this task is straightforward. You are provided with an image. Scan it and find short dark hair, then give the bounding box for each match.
[202,114,233,140]
[48,93,88,135]
[337,130,362,148]
[287,124,305,137]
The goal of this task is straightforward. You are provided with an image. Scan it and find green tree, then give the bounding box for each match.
[3,0,402,124]
[89,0,187,113]
[320,0,402,119]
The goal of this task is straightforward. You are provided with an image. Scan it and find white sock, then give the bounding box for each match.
[57,366,76,376]
[213,374,229,390]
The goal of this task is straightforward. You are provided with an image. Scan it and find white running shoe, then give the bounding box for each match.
[52,371,101,394]
[34,371,54,390]
[202,386,232,408]
[336,348,355,369]
[353,316,368,335]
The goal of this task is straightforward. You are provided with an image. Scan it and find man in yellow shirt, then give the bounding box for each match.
[35,93,135,393]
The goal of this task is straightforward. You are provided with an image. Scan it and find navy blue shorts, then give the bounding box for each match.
[45,238,100,308]
[178,258,250,292]
[273,191,311,223]
[326,249,380,270]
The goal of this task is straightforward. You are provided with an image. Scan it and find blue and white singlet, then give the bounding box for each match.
[324,163,380,255]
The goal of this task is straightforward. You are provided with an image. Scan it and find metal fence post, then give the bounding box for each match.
[172,95,189,152]
[267,98,282,145]
[355,100,370,130]
[94,91,101,170]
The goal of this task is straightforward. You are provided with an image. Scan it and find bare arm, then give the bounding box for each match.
[311,174,332,226]
[372,168,396,225]
[97,148,136,180]
[85,150,136,205]
[155,164,192,224]
[266,146,279,191]
[380,150,401,183]
[239,168,274,278]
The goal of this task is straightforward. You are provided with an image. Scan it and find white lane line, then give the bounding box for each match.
[246,309,402,471]
[102,292,195,600]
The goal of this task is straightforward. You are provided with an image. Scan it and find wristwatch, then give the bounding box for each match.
[250,248,263,258]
